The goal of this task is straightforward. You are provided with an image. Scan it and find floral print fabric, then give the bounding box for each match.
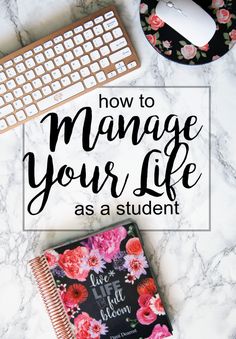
[44,223,173,339]
[140,0,236,64]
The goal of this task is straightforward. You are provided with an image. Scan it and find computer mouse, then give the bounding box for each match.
[155,0,216,47]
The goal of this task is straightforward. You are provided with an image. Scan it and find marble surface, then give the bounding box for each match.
[23,86,210,232]
[0,0,236,338]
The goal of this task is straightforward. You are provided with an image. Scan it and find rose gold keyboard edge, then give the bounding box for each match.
[0,4,141,134]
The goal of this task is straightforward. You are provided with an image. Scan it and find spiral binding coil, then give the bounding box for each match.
[30,256,75,339]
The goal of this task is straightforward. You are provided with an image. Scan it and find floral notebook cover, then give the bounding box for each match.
[38,221,173,339]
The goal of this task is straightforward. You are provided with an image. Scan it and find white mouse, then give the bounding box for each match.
[156,0,216,47]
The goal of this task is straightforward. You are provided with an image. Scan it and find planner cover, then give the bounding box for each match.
[30,220,173,339]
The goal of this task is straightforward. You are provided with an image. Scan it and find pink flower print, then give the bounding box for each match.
[181,44,197,60]
[136,306,157,325]
[211,0,224,9]
[124,254,148,279]
[146,324,172,339]
[44,249,59,268]
[216,9,231,24]
[150,294,166,315]
[58,246,90,281]
[89,226,127,263]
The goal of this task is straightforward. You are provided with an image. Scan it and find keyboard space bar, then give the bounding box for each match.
[38,82,85,111]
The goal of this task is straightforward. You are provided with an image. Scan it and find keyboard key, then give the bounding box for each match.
[25,58,36,68]
[16,110,26,121]
[81,55,90,65]
[103,32,113,43]
[0,84,6,94]
[38,82,85,110]
[61,76,71,87]
[0,98,4,106]
[64,51,74,62]
[0,72,7,82]
[25,70,36,80]
[105,11,114,19]
[96,71,106,83]
[64,39,74,50]
[6,80,16,90]
[103,18,118,31]
[4,93,14,103]
[52,69,62,79]
[6,67,16,78]
[35,65,45,76]
[32,79,42,89]
[74,34,84,45]
[90,62,100,73]
[0,119,7,130]
[99,57,110,68]
[23,95,33,105]
[54,35,63,43]
[115,61,125,69]
[23,83,33,93]
[0,104,13,117]
[45,48,55,59]
[32,90,42,100]
[100,45,110,56]
[44,41,53,48]
[25,104,38,116]
[55,44,65,54]
[35,53,45,64]
[109,47,131,63]
[42,86,52,96]
[73,46,83,58]
[42,74,52,84]
[93,36,103,48]
[16,75,26,85]
[127,61,137,69]
[70,72,80,82]
[64,30,73,39]
[45,61,55,71]
[83,29,94,40]
[90,50,100,61]
[84,21,93,29]
[71,60,81,70]
[16,63,26,73]
[13,100,23,110]
[24,50,33,58]
[83,42,93,52]
[14,55,23,63]
[4,60,13,68]
[84,76,97,88]
[14,88,23,98]
[61,64,71,75]
[54,56,64,66]
[117,65,127,73]
[108,70,117,78]
[112,27,123,39]
[74,26,83,34]
[110,37,127,52]
[34,45,43,53]
[93,25,104,36]
[6,115,17,126]
[94,16,104,24]
[51,81,61,91]
[80,67,90,78]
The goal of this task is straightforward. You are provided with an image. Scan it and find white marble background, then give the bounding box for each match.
[0,0,236,338]
[24,86,210,231]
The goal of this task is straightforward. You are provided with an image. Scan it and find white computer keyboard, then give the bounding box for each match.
[0,5,140,134]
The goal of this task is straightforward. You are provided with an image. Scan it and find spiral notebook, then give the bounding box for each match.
[30,220,173,339]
